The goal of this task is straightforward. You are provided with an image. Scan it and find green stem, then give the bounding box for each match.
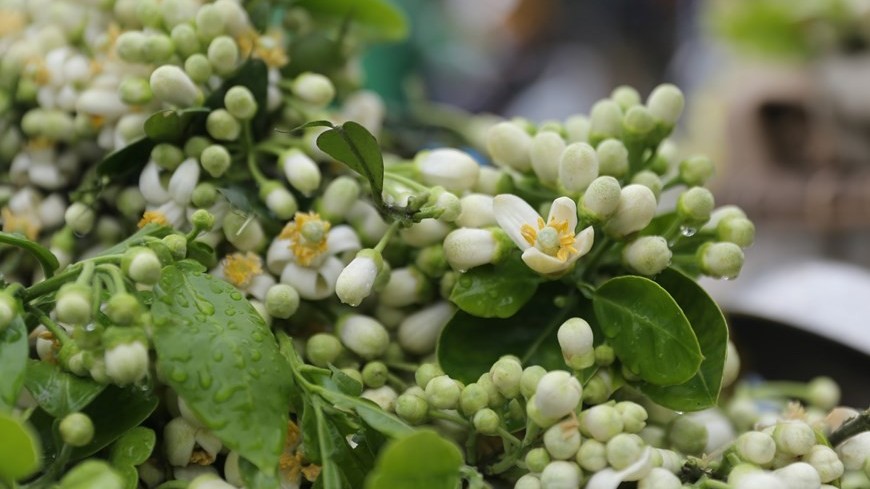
[27,306,70,346]
[243,123,269,185]
[374,220,401,253]
[384,361,419,373]
[386,372,408,391]
[96,264,126,294]
[579,237,615,283]
[465,431,478,465]
[22,254,124,302]
[429,410,469,427]
[384,172,429,193]
[75,262,95,286]
[497,427,522,447]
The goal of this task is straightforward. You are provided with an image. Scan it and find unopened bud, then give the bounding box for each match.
[559,142,598,194]
[224,86,257,121]
[622,236,671,276]
[540,461,582,489]
[698,242,744,279]
[150,65,202,108]
[589,100,623,142]
[603,184,657,238]
[530,131,565,185]
[472,408,500,435]
[206,109,241,141]
[679,155,715,187]
[677,187,714,224]
[647,84,684,126]
[490,356,523,399]
[60,412,94,447]
[64,202,95,235]
[336,249,385,307]
[544,420,582,460]
[292,72,335,107]
[487,121,532,172]
[337,314,389,360]
[281,149,321,196]
[557,317,595,370]
[425,375,461,410]
[596,139,629,178]
[534,371,582,420]
[207,36,239,76]
[580,176,621,222]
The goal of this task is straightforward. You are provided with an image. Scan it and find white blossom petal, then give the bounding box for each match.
[140,162,171,205]
[266,238,294,274]
[248,273,276,301]
[493,194,540,250]
[326,225,361,256]
[521,247,572,275]
[573,226,595,257]
[585,447,653,489]
[168,158,200,205]
[548,196,578,231]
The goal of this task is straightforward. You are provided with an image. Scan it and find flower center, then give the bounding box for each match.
[520,217,578,262]
[279,212,331,267]
[222,252,263,288]
[2,207,40,240]
[138,210,169,229]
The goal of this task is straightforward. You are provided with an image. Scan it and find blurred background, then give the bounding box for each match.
[361,0,870,370]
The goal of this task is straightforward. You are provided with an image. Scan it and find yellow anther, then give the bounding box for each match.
[222,252,263,288]
[2,207,40,240]
[138,210,169,229]
[279,212,330,267]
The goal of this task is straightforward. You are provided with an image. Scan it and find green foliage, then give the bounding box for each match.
[297,0,409,41]
[0,231,59,278]
[365,430,463,489]
[0,412,41,483]
[143,108,210,143]
[71,385,159,459]
[151,262,293,473]
[58,460,124,489]
[109,427,156,489]
[0,317,27,411]
[96,138,155,179]
[23,360,106,418]
[317,121,385,200]
[449,255,542,318]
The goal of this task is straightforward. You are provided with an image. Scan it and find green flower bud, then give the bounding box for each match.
[162,235,187,260]
[564,115,590,143]
[472,408,500,435]
[667,416,707,456]
[836,432,870,471]
[622,236,672,276]
[807,377,840,410]
[773,462,821,489]
[337,314,389,360]
[594,344,615,367]
[292,72,335,107]
[415,363,444,389]
[717,217,756,248]
[624,105,655,137]
[580,176,621,222]
[396,392,428,424]
[281,149,321,196]
[596,139,629,178]
[188,474,236,489]
[361,361,388,388]
[490,356,523,399]
[136,0,161,26]
[612,85,641,110]
[305,333,343,367]
[459,383,490,416]
[199,144,231,178]
[64,202,95,235]
[487,121,532,172]
[530,131,565,185]
[638,467,682,489]
[184,136,211,159]
[540,461,582,489]
[56,283,92,325]
[425,375,461,410]
[259,182,298,220]
[630,170,663,199]
[195,4,225,41]
[105,292,142,326]
[206,109,241,141]
[188,210,212,232]
[523,448,550,474]
[698,242,744,279]
[415,245,448,278]
[317,176,361,222]
[514,474,541,489]
[192,183,218,208]
[520,365,547,399]
[581,373,610,405]
[647,84,684,126]
[679,155,715,187]
[119,77,153,105]
[224,86,257,121]
[122,247,162,286]
[151,143,185,171]
[207,36,239,76]
[170,24,201,58]
[577,438,607,472]
[0,292,19,332]
[264,284,299,319]
[104,340,149,385]
[580,405,624,442]
[477,372,506,408]
[184,53,213,84]
[150,65,203,108]
[223,211,265,251]
[735,431,776,466]
[773,420,815,457]
[559,142,599,194]
[557,317,595,370]
[534,371,582,420]
[142,34,174,64]
[116,31,147,63]
[604,184,657,238]
[60,412,94,447]
[606,433,646,470]
[677,187,714,224]
[589,100,623,142]
[616,402,648,434]
[544,420,582,460]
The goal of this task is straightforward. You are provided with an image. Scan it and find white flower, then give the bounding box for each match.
[335,249,383,307]
[585,447,653,489]
[414,148,480,193]
[493,194,594,275]
[397,301,455,355]
[211,252,275,301]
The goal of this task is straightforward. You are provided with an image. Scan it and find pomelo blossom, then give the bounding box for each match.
[211,252,276,302]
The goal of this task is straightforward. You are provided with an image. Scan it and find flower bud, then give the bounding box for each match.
[415,148,480,193]
[260,183,298,220]
[281,149,321,196]
[576,439,607,472]
[557,317,595,370]
[490,356,523,399]
[460,383,490,416]
[731,471,784,489]
[836,431,870,470]
[188,474,236,489]
[64,202,95,235]
[292,72,335,107]
[207,36,239,76]
[142,34,175,64]
[0,292,19,332]
[397,301,454,355]
[580,405,624,442]
[773,462,821,489]
[122,247,162,285]
[472,408,500,435]
[804,445,843,483]
[415,363,444,389]
[677,187,714,224]
[534,371,582,420]
[206,109,241,141]
[105,340,149,385]
[526,447,551,473]
[623,105,655,137]
[487,121,532,172]
[150,66,202,108]
[603,184,657,238]
[606,433,646,470]
[612,85,641,110]
[337,314,389,359]
[425,375,461,410]
[361,385,398,411]
[630,170,663,199]
[647,84,684,126]
[679,155,715,187]
[615,402,648,434]
[580,176,621,222]
[520,365,547,399]
[698,242,744,279]
[735,431,776,466]
[639,467,682,489]
[56,283,92,324]
[474,166,513,195]
[317,176,361,222]
[564,115,590,143]
[380,266,430,307]
[224,86,257,121]
[116,31,147,63]
[530,131,565,185]
[196,145,230,179]
[667,416,707,456]
[184,54,213,84]
[361,359,388,387]
[264,284,299,319]
[589,100,623,142]
[396,392,428,424]
[60,412,94,447]
[415,245,448,278]
[540,461,582,489]
[336,249,385,307]
[305,333,343,367]
[544,420,582,460]
[807,377,840,410]
[152,144,185,172]
[596,139,629,178]
[119,77,153,105]
[443,227,510,272]
[222,211,264,251]
[559,142,598,194]
[105,292,142,326]
[622,236,672,276]
[717,217,755,248]
[515,474,541,489]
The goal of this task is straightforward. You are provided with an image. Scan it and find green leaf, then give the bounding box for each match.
[0,412,41,482]
[23,360,106,418]
[96,138,155,179]
[0,231,59,278]
[317,121,384,197]
[365,430,463,489]
[151,264,293,473]
[116,464,139,489]
[329,365,364,396]
[593,276,702,386]
[59,460,124,489]
[143,108,209,143]
[449,255,541,318]
[438,284,575,384]
[239,456,281,489]
[316,401,345,489]
[187,241,218,269]
[109,427,157,467]
[72,384,159,459]
[0,317,28,411]
[300,399,322,463]
[296,0,408,41]
[638,268,729,411]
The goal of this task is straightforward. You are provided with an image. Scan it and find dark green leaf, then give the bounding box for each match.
[96,138,155,179]
[72,384,159,459]
[449,254,541,318]
[329,365,364,396]
[639,268,728,411]
[0,317,28,411]
[317,121,384,197]
[116,464,139,489]
[186,241,218,269]
[58,460,124,489]
[438,284,575,384]
[593,276,702,386]
[300,399,322,463]
[151,265,292,473]
[206,58,269,137]
[143,108,209,143]
[296,0,409,41]
[0,231,59,278]
[0,412,41,482]
[239,456,281,489]
[109,427,157,467]
[319,390,413,439]
[23,360,106,418]
[285,32,345,78]
[316,400,344,489]
[365,430,462,489]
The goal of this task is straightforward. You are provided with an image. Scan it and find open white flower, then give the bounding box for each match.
[493,194,594,275]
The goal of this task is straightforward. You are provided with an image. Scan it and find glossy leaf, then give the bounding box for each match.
[143,108,209,143]
[109,427,156,467]
[151,263,292,473]
[58,460,124,489]
[639,268,728,411]
[0,231,59,278]
[0,317,27,411]
[300,399,322,463]
[593,276,702,386]
[316,402,345,489]
[323,391,413,439]
[96,138,155,179]
[239,456,281,489]
[449,255,541,318]
[186,241,218,269]
[23,360,106,418]
[296,0,408,40]
[0,412,41,482]
[72,384,158,459]
[365,430,462,489]
[116,464,139,489]
[329,365,364,397]
[317,121,384,197]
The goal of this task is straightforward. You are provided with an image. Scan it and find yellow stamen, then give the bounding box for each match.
[520,215,577,262]
[279,212,331,267]
[138,210,169,228]
[2,207,40,240]
[189,449,216,465]
[302,463,321,482]
[222,252,263,288]
[237,29,289,68]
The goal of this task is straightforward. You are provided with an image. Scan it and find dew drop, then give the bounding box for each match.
[198,371,213,389]
[230,292,243,301]
[680,226,697,237]
[250,350,262,362]
[225,308,236,317]
[171,369,188,383]
[212,351,224,362]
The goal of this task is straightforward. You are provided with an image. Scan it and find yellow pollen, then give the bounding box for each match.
[237,29,289,68]
[2,207,40,240]
[286,420,301,448]
[520,216,577,262]
[222,252,263,288]
[302,464,321,482]
[279,212,331,267]
[138,210,169,229]
[189,449,216,465]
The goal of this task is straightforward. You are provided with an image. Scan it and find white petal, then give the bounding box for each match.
[248,273,276,301]
[266,238,294,274]
[139,162,171,204]
[573,226,595,257]
[585,447,653,489]
[168,158,200,205]
[521,247,571,275]
[281,262,319,299]
[326,225,361,256]
[548,196,578,231]
[493,194,540,250]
